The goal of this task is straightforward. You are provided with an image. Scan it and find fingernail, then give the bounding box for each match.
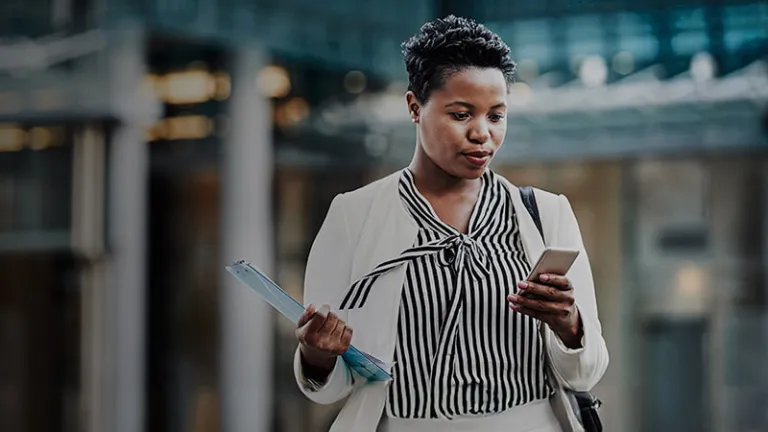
[517,281,527,289]
[509,295,520,302]
[540,274,550,282]
[510,304,520,311]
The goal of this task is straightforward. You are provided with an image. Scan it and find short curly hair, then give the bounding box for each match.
[402,15,517,104]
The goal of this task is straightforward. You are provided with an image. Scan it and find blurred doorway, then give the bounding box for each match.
[0,122,91,432]
[144,38,228,432]
[145,167,222,432]
[641,317,709,432]
[0,252,81,432]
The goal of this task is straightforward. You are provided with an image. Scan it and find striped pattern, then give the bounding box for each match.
[339,234,492,310]
[383,169,551,419]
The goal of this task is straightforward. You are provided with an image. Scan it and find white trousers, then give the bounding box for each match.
[384,399,563,432]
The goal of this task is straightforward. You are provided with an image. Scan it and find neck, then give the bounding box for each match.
[408,143,480,196]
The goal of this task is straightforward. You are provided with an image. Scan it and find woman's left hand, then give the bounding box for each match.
[507,274,583,348]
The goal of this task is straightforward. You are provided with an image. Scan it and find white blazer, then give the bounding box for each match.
[293,169,609,432]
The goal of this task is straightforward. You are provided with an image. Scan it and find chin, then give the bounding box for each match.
[429,155,489,180]
[454,165,487,179]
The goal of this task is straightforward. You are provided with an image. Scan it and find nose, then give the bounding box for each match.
[467,119,490,144]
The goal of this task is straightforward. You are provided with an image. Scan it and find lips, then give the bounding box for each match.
[465,151,491,158]
[463,151,492,167]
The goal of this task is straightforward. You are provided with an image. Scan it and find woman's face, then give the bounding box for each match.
[408,67,508,180]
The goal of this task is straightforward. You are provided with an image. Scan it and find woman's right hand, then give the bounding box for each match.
[296,304,354,378]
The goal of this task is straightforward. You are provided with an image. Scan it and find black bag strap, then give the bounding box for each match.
[519,186,544,240]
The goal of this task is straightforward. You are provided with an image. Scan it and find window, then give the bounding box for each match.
[724,3,768,51]
[565,14,606,58]
[670,7,708,56]
[506,20,556,71]
[615,13,659,63]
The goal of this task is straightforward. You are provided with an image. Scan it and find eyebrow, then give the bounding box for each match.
[445,101,507,109]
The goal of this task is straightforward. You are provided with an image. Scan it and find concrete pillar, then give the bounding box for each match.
[95,25,158,432]
[220,46,275,432]
[763,158,768,305]
[72,123,108,432]
[106,121,149,432]
[619,161,640,432]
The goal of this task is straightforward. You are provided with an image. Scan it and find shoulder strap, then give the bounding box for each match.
[519,186,545,242]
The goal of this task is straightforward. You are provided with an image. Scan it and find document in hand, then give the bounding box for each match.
[225,260,393,382]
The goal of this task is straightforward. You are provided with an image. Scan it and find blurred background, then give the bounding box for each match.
[0,0,767,431]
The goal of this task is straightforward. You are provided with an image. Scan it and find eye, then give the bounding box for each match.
[450,112,470,121]
[489,113,506,122]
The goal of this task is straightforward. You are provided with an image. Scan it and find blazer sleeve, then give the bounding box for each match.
[293,194,355,405]
[544,194,610,392]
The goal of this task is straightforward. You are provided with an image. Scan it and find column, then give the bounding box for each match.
[763,157,768,306]
[72,123,108,432]
[95,24,158,432]
[220,46,275,432]
[619,161,640,432]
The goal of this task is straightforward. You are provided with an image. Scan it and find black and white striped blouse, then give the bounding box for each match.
[384,168,552,419]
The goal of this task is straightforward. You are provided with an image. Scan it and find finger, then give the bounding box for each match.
[520,293,548,303]
[318,312,340,335]
[301,314,338,352]
[538,274,572,289]
[302,303,332,331]
[508,293,571,314]
[330,319,346,339]
[303,309,331,336]
[329,324,351,355]
[315,304,331,319]
[517,281,573,303]
[297,304,317,328]
[341,326,353,348]
[509,303,554,321]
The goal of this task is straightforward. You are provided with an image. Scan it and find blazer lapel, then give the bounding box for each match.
[504,179,546,267]
[350,170,419,282]
[347,170,418,359]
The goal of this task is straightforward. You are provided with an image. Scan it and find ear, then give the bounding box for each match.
[405,91,421,124]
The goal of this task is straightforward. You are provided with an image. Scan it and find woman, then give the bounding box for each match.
[293,15,609,432]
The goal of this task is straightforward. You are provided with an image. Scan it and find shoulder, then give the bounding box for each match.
[493,171,576,230]
[327,169,404,238]
[335,169,402,208]
[493,171,562,205]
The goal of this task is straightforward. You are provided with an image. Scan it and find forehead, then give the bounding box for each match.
[430,67,508,106]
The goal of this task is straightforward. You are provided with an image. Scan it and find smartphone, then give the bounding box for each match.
[526,247,580,283]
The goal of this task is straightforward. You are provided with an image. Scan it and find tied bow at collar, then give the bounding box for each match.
[339,232,491,310]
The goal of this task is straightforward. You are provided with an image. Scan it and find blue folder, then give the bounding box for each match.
[225,260,392,382]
